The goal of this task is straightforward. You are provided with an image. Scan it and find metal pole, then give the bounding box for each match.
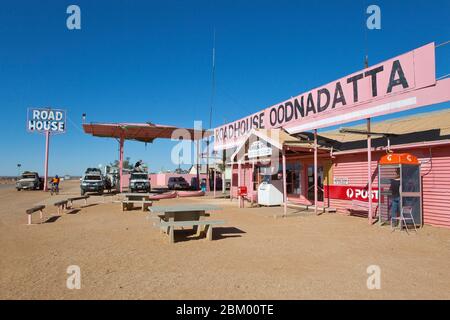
[119,136,124,193]
[282,150,287,217]
[314,129,318,215]
[43,130,50,191]
[367,118,373,224]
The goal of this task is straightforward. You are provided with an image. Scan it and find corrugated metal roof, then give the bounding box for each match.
[319,108,450,143]
[83,122,211,142]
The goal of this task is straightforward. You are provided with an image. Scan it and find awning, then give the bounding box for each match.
[83,122,212,143]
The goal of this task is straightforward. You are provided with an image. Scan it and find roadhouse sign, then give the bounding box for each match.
[214,43,436,150]
[27,108,66,133]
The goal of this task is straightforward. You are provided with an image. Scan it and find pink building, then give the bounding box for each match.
[229,108,450,229]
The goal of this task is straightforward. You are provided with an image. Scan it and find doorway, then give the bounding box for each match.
[307,164,323,201]
[286,162,302,196]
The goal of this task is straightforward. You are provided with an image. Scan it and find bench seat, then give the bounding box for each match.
[26,205,45,225]
[53,200,69,214]
[67,196,89,208]
[121,200,152,211]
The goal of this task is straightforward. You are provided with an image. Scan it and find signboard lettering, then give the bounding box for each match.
[214,43,437,150]
[27,108,66,133]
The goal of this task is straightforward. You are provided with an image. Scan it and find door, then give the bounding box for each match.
[286,162,302,195]
[307,164,323,201]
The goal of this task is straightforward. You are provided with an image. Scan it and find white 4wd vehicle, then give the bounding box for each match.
[129,172,151,193]
[80,173,105,195]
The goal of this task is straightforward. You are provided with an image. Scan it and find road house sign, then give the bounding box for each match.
[27,108,66,134]
[214,43,443,150]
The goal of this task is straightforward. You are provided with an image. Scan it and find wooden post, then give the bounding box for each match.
[314,129,318,215]
[282,150,287,217]
[230,163,234,201]
[367,118,373,224]
[238,161,242,208]
[213,169,216,198]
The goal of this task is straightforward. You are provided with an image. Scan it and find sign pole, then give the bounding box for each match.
[43,130,50,191]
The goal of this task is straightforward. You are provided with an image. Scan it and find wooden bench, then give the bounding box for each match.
[67,196,89,208]
[53,200,68,214]
[154,220,225,243]
[122,200,152,211]
[26,205,45,225]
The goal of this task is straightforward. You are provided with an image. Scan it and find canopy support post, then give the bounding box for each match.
[314,129,318,215]
[282,149,287,217]
[196,139,200,190]
[367,118,373,224]
[238,161,242,208]
[119,136,124,193]
[213,168,216,198]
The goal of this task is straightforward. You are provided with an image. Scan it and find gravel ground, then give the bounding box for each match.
[1,180,449,299]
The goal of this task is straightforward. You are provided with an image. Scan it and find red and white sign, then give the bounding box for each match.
[213,43,450,150]
[325,185,379,202]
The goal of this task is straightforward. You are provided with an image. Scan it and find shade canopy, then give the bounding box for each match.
[83,122,211,143]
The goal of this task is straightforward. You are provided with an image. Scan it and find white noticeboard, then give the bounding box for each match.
[333,177,349,185]
[248,141,272,159]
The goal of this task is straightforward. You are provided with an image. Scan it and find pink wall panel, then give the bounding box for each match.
[330,146,450,228]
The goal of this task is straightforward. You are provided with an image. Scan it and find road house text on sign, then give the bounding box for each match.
[214,43,437,150]
[27,109,66,133]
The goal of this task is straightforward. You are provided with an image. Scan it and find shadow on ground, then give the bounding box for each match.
[172,226,246,242]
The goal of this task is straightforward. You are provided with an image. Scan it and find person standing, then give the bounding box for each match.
[390,168,401,222]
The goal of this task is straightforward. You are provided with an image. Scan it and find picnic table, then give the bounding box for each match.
[121,193,154,211]
[148,204,225,243]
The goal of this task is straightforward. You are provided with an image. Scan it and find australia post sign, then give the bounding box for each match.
[214,43,439,150]
[27,108,66,134]
[325,185,379,202]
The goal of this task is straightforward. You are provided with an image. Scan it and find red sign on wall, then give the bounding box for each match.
[325,185,379,202]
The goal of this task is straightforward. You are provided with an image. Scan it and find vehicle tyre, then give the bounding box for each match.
[17,188,21,191]
[81,190,85,196]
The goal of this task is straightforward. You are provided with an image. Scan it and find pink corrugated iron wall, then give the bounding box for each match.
[149,173,207,187]
[329,146,450,228]
[328,153,380,214]
[231,163,254,199]
[418,146,450,228]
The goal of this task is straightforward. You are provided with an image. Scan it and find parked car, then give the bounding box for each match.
[129,172,150,193]
[168,177,190,190]
[85,168,102,175]
[16,171,44,191]
[80,172,105,195]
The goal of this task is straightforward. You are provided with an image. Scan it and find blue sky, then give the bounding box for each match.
[0,0,449,176]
